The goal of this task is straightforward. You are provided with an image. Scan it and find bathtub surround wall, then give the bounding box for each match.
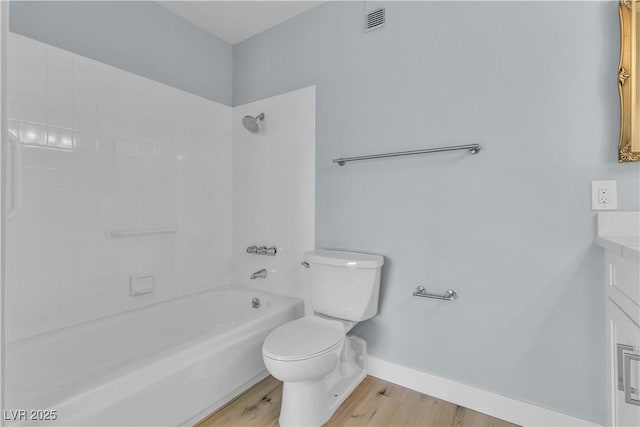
[5,33,232,341]
[231,87,316,313]
[233,1,640,424]
[4,31,315,426]
[8,1,232,105]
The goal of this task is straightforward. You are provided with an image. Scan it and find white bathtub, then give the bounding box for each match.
[5,286,303,426]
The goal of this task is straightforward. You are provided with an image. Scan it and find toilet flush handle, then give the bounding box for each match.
[301,261,310,269]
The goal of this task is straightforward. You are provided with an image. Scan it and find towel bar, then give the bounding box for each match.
[413,286,457,301]
[105,227,176,238]
[333,143,481,166]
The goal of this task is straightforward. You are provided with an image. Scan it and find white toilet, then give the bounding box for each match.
[262,249,384,427]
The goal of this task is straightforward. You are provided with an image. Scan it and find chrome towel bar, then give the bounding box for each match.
[105,227,177,239]
[413,286,457,301]
[333,143,481,166]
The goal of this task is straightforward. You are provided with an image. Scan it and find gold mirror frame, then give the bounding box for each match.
[619,0,640,162]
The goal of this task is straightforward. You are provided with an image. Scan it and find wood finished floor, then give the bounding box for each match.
[196,375,519,427]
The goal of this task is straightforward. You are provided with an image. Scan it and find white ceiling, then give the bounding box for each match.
[159,1,324,45]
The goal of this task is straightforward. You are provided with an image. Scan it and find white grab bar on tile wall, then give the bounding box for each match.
[7,133,22,220]
[105,227,177,239]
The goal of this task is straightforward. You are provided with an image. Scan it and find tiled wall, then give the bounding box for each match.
[5,33,232,342]
[232,87,315,313]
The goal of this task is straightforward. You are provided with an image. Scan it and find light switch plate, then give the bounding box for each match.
[592,180,618,210]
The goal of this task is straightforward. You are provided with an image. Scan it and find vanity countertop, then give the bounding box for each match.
[596,235,640,263]
[597,212,640,264]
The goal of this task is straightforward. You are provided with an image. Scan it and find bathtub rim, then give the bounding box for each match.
[6,284,297,346]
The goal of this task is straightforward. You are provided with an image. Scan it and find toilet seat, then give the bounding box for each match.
[263,317,345,361]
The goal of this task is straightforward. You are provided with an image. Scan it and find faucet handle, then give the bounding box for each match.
[246,246,258,254]
[265,246,277,256]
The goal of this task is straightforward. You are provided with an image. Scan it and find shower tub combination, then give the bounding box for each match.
[5,286,303,426]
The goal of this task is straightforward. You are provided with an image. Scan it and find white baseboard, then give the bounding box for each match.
[367,357,600,427]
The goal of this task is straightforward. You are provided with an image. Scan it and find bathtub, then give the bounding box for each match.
[5,285,303,426]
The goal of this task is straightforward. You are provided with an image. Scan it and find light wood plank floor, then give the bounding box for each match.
[196,375,519,427]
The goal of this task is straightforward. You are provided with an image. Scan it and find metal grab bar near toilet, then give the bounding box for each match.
[412,286,457,301]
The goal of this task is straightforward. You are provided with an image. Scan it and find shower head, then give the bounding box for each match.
[242,113,265,133]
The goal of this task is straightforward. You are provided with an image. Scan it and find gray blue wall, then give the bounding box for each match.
[234,1,640,423]
[9,1,232,105]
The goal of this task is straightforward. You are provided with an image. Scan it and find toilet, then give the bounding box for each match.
[262,249,384,427]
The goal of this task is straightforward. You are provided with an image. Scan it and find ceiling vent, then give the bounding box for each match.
[365,7,385,32]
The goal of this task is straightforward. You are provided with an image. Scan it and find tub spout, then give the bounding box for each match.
[251,268,267,280]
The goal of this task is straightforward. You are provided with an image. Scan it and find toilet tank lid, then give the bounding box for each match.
[303,249,384,268]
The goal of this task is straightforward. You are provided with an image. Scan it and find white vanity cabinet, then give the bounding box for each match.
[599,212,640,427]
[606,297,640,427]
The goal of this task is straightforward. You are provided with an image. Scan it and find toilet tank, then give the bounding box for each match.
[302,249,384,321]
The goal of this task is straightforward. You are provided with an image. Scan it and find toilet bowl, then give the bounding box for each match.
[261,249,384,427]
[263,316,367,427]
[263,316,345,382]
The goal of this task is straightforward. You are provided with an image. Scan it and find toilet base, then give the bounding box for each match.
[278,335,368,427]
